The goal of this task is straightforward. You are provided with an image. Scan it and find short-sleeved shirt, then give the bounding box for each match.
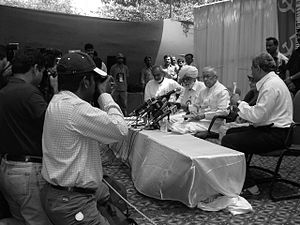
[140,66,153,87]
[110,63,129,91]
[0,77,47,156]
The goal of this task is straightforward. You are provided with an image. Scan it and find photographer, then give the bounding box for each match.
[0,47,52,224]
[0,44,12,89]
[39,48,62,102]
[40,52,128,225]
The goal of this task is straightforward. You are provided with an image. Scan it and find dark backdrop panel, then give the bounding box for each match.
[0,5,163,90]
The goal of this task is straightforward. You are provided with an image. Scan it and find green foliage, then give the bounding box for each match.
[0,0,224,22]
[0,0,74,13]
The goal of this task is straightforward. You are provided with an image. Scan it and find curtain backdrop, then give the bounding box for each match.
[278,0,296,57]
[193,0,278,98]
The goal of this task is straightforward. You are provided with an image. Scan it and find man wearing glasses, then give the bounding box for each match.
[185,66,230,120]
[176,65,205,111]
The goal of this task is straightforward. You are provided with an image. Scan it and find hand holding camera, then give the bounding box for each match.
[96,75,115,95]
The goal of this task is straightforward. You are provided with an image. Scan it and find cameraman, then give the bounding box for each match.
[39,48,62,102]
[40,52,128,225]
[0,44,12,89]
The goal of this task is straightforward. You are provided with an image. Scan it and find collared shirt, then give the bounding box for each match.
[144,77,182,102]
[0,77,47,156]
[162,64,176,80]
[273,51,288,69]
[110,63,129,91]
[273,51,288,79]
[140,66,153,86]
[238,71,293,128]
[176,80,205,107]
[42,91,128,189]
[195,81,230,120]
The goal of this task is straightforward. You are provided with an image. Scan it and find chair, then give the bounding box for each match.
[246,90,300,201]
[193,111,238,139]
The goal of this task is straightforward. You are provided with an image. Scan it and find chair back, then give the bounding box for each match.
[291,90,300,146]
[293,90,300,123]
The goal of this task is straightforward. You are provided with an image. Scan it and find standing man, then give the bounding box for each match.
[265,37,288,79]
[110,52,129,116]
[40,52,128,225]
[144,65,182,102]
[184,53,195,66]
[284,29,300,95]
[84,43,107,72]
[161,55,176,80]
[0,45,12,89]
[0,48,52,225]
[140,56,153,89]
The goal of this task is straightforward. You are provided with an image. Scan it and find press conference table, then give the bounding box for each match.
[112,128,246,208]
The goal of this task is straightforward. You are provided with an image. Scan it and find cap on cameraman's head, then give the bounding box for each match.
[178,65,198,80]
[57,51,107,77]
[116,53,125,59]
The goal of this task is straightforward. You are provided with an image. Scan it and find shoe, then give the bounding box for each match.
[241,185,260,197]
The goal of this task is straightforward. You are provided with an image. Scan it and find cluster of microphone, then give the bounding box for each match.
[128,88,181,127]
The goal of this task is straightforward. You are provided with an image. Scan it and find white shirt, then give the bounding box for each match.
[144,77,182,102]
[238,71,293,128]
[177,80,205,107]
[195,81,230,120]
[42,91,128,189]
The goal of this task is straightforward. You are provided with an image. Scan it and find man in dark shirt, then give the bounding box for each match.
[285,29,300,96]
[0,48,52,224]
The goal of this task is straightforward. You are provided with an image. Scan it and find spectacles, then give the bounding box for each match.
[247,76,254,82]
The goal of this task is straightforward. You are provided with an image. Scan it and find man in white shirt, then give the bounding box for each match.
[144,65,182,102]
[186,66,230,120]
[222,52,293,154]
[176,65,205,111]
[161,55,177,80]
[40,52,128,225]
[265,37,288,79]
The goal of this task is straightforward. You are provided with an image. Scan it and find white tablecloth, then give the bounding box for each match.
[112,128,252,212]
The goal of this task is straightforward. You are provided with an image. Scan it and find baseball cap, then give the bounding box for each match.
[57,51,107,78]
[116,53,125,59]
[178,65,198,80]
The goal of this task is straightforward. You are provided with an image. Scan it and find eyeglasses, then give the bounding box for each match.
[182,77,194,83]
[247,76,255,82]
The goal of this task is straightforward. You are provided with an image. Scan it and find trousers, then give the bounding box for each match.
[221,125,289,154]
[40,183,110,225]
[0,158,52,225]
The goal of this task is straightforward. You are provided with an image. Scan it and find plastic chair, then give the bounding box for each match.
[246,90,300,201]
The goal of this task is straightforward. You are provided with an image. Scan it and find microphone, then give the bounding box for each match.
[151,104,178,124]
[129,98,155,116]
[156,87,181,101]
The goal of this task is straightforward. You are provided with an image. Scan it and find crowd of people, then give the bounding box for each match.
[0,29,299,224]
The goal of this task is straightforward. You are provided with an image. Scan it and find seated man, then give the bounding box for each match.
[144,65,182,102]
[221,53,293,194]
[170,66,229,134]
[176,65,205,111]
[187,66,230,120]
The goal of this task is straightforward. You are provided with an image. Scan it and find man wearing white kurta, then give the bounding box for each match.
[189,66,230,120]
[176,65,205,111]
[144,65,182,102]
